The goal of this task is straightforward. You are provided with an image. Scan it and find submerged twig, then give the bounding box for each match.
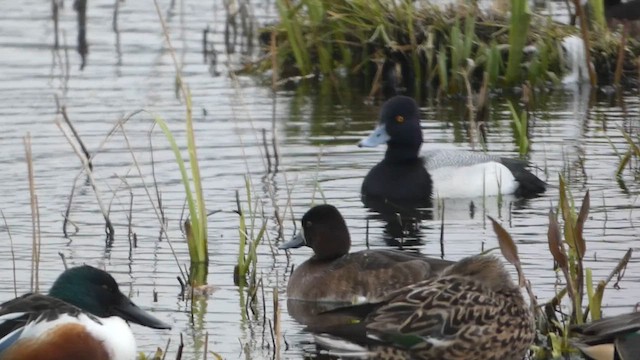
[55,119,115,242]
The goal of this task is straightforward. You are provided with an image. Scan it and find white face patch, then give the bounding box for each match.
[299,227,307,245]
[358,124,390,147]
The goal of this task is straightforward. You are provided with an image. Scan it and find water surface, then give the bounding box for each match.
[0,1,639,359]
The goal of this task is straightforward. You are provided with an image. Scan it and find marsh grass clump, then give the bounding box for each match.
[234,177,267,288]
[532,176,631,358]
[507,101,530,157]
[488,176,634,359]
[153,1,208,286]
[256,0,640,92]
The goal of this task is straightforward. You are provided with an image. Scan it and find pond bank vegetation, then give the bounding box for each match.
[252,0,640,94]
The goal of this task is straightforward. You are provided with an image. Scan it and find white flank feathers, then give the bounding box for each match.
[430,161,518,198]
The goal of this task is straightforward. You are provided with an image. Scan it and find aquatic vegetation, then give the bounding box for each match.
[615,128,640,180]
[256,0,640,92]
[154,108,209,285]
[234,177,266,288]
[507,101,530,157]
[505,0,531,86]
[153,1,208,286]
[538,177,631,358]
[487,177,634,359]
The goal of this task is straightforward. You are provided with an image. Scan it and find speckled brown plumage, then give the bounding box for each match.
[312,255,535,360]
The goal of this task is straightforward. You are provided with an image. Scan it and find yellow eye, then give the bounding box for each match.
[395,115,404,123]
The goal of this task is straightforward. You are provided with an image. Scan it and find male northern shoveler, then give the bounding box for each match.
[0,265,171,360]
[309,255,535,360]
[571,311,640,360]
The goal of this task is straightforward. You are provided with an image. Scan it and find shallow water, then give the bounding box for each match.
[0,1,639,359]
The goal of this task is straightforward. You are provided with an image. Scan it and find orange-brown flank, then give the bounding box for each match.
[1,323,110,360]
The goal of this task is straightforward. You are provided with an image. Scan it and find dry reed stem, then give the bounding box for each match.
[55,119,114,241]
[116,120,186,281]
[1,211,18,297]
[62,173,81,237]
[273,287,281,360]
[24,133,41,293]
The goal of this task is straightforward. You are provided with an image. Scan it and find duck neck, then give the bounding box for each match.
[384,142,421,163]
[313,230,351,261]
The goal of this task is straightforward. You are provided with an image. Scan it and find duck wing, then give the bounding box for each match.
[571,312,640,344]
[0,293,84,353]
[331,250,454,302]
[311,275,504,351]
[423,150,500,171]
[364,276,503,349]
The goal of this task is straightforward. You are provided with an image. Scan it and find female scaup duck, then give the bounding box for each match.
[310,255,535,360]
[279,204,452,303]
[0,265,170,360]
[358,96,546,204]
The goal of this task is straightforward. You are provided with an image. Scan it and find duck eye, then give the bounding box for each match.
[395,115,404,123]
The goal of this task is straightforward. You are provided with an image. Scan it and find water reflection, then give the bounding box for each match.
[287,299,353,328]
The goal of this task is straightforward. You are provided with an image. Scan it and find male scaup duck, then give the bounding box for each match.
[571,311,640,360]
[358,96,546,205]
[310,255,535,360]
[279,204,452,303]
[0,265,170,360]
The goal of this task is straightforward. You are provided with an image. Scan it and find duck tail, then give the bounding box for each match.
[500,158,547,197]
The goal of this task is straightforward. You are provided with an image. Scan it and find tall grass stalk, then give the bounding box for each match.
[507,101,529,157]
[24,134,41,293]
[589,0,606,30]
[276,0,311,75]
[404,0,421,95]
[437,48,449,93]
[615,128,640,178]
[450,20,463,92]
[154,0,208,285]
[154,115,207,266]
[484,42,501,86]
[235,177,267,287]
[505,0,531,85]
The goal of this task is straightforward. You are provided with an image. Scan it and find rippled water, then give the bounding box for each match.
[0,1,639,359]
